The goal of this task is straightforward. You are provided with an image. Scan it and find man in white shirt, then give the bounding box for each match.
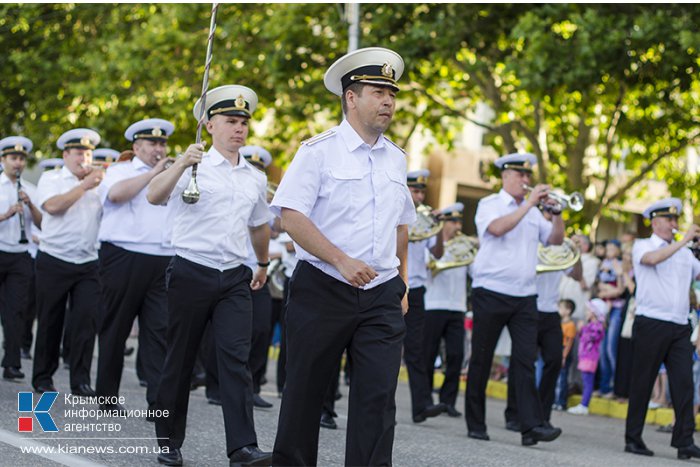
[32,129,103,396]
[404,169,446,423]
[424,203,467,418]
[0,136,41,380]
[625,198,700,459]
[466,152,564,447]
[270,47,415,466]
[95,118,175,415]
[147,85,272,467]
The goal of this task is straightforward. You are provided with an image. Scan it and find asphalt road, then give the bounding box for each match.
[0,338,689,466]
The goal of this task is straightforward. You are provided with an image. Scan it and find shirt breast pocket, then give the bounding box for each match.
[325,168,367,205]
[385,169,407,214]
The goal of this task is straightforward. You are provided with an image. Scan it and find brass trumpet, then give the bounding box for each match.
[409,204,444,242]
[522,184,584,212]
[672,229,700,260]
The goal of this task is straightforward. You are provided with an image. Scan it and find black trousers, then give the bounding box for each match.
[276,277,290,394]
[21,256,37,353]
[505,311,562,423]
[0,251,32,369]
[466,287,542,434]
[424,310,465,407]
[32,251,99,389]
[273,261,406,467]
[249,283,272,394]
[625,316,695,448]
[403,286,434,416]
[156,257,256,457]
[96,243,169,406]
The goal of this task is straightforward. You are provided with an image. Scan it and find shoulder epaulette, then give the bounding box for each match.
[302,129,336,146]
[384,137,406,156]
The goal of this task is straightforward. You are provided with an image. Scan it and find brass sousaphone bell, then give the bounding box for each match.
[428,232,479,277]
[536,237,581,273]
[409,204,444,242]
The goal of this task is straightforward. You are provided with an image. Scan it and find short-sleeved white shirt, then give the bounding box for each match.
[98,157,174,256]
[471,189,552,296]
[270,119,416,289]
[633,234,700,325]
[37,166,102,264]
[168,147,272,271]
[0,173,38,253]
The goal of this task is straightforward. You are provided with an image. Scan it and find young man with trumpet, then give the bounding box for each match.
[96,118,176,415]
[0,136,41,380]
[424,202,469,418]
[404,168,446,424]
[33,128,103,396]
[624,198,700,459]
[147,85,272,467]
[270,47,415,466]
[466,152,565,446]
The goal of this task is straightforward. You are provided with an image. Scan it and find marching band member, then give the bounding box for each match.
[96,118,175,415]
[465,152,564,446]
[0,136,41,380]
[240,144,276,409]
[504,206,582,430]
[405,169,446,424]
[147,85,272,467]
[270,47,415,466]
[32,129,103,396]
[625,198,700,459]
[424,202,467,418]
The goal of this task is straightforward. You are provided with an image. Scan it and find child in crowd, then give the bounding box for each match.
[568,298,608,415]
[554,299,577,410]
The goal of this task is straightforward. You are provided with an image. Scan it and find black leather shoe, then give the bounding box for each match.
[124,346,135,356]
[157,448,183,466]
[99,403,127,416]
[505,420,521,432]
[624,441,654,456]
[229,445,273,466]
[71,384,96,397]
[522,425,562,446]
[467,430,490,441]
[139,379,148,387]
[34,384,57,393]
[20,348,32,360]
[3,367,25,380]
[413,403,445,423]
[678,444,700,460]
[208,396,222,406]
[190,374,206,391]
[445,405,462,417]
[320,411,337,430]
[253,393,273,408]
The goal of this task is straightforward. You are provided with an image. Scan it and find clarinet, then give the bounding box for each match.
[15,170,29,244]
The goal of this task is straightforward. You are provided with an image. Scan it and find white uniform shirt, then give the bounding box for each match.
[98,157,175,256]
[424,265,468,312]
[408,238,430,289]
[278,232,298,279]
[168,147,272,271]
[536,269,566,313]
[37,166,102,264]
[633,234,700,325]
[270,119,416,289]
[559,252,600,320]
[0,173,37,253]
[471,189,553,296]
[244,234,285,272]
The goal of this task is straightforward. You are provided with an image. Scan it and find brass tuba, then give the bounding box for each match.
[536,237,580,273]
[409,204,444,242]
[429,232,479,277]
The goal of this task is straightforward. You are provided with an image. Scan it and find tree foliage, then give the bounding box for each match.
[1,4,698,232]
